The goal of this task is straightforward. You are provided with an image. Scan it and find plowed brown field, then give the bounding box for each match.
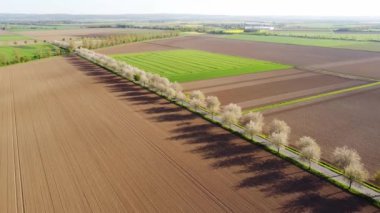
[182,69,366,108]
[0,55,376,212]
[265,86,380,174]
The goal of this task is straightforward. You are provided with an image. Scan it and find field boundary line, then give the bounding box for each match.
[297,66,379,82]
[9,71,25,213]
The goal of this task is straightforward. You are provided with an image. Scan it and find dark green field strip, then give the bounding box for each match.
[112,49,291,82]
[118,55,210,74]
[118,55,184,74]
[148,53,232,70]
[142,55,212,72]
[129,52,231,71]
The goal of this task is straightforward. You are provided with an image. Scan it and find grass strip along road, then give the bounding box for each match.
[112,49,291,82]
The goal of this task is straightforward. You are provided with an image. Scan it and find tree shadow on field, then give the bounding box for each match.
[65,55,162,105]
[65,55,374,212]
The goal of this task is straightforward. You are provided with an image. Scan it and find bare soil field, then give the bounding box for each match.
[320,57,380,79]
[183,69,367,109]
[98,40,178,55]
[0,30,11,35]
[18,28,158,41]
[0,56,376,212]
[265,86,380,173]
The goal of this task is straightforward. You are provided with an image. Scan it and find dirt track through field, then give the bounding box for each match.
[0,56,377,212]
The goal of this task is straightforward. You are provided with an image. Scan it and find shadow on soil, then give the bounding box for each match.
[65,55,373,212]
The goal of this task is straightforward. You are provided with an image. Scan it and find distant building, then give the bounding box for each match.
[244,22,275,32]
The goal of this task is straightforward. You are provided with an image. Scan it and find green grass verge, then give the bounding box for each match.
[0,44,62,66]
[223,34,380,52]
[112,49,291,82]
[246,82,380,113]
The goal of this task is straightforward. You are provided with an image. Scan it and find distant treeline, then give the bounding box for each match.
[116,24,203,32]
[254,31,380,42]
[113,24,217,33]
[76,31,179,49]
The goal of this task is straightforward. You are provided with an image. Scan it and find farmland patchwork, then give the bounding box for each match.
[112,49,291,82]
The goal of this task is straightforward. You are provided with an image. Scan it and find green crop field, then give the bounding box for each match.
[223,34,380,52]
[112,49,291,82]
[6,24,80,32]
[0,44,61,66]
[0,34,31,41]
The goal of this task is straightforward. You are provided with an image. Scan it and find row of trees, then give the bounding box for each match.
[68,31,179,50]
[72,46,372,190]
[11,40,41,46]
[255,31,380,42]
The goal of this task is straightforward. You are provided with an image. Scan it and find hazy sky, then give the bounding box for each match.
[1,0,380,16]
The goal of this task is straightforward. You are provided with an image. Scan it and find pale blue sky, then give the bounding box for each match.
[1,0,379,16]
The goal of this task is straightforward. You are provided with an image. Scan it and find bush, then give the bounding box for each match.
[333,146,361,171]
[267,119,291,136]
[134,74,141,82]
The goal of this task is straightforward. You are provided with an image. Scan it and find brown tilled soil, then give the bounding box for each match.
[321,57,380,79]
[98,41,178,55]
[265,87,380,174]
[0,30,11,35]
[183,69,366,109]
[18,28,157,41]
[0,56,377,212]
[182,69,305,91]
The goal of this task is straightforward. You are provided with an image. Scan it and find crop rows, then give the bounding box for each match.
[113,49,291,82]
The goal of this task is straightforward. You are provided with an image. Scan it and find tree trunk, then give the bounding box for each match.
[277,146,280,153]
[349,179,353,189]
[308,160,311,170]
